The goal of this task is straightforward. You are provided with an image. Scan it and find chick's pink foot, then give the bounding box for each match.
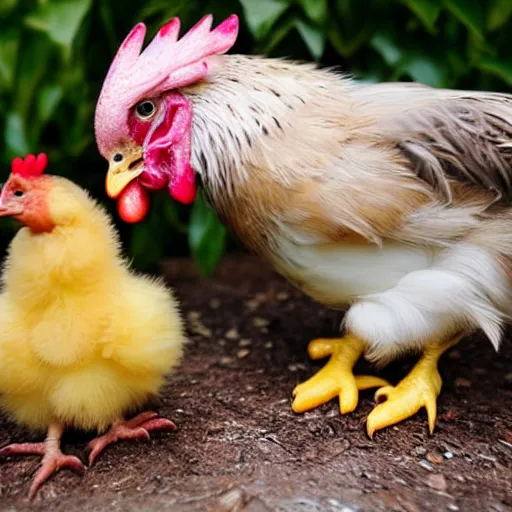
[0,425,85,500]
[88,411,176,466]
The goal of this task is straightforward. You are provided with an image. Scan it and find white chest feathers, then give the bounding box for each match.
[274,237,437,307]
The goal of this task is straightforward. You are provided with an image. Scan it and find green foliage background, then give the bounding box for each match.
[1,0,511,273]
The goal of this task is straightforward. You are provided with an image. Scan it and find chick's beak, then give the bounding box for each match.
[105,148,144,199]
[0,202,22,217]
[0,188,19,217]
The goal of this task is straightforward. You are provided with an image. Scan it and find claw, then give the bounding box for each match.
[366,364,442,437]
[365,336,462,437]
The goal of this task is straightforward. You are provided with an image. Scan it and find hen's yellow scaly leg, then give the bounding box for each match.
[292,335,389,414]
[366,335,461,437]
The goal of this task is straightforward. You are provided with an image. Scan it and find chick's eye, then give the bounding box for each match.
[14,190,24,197]
[135,100,156,120]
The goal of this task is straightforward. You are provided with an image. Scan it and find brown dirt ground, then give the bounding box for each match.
[0,255,511,512]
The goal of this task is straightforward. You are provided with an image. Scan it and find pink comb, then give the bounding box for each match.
[95,14,239,155]
[11,153,48,178]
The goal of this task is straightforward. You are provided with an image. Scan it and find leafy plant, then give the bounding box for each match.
[1,0,511,274]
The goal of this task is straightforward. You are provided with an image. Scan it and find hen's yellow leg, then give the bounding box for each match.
[367,335,461,437]
[292,335,389,414]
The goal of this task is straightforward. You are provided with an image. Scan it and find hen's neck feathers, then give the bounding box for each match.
[185,55,358,201]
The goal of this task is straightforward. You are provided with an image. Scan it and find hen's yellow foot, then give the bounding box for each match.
[366,336,461,437]
[292,335,389,414]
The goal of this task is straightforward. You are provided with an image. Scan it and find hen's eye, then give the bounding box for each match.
[14,190,24,197]
[135,100,156,120]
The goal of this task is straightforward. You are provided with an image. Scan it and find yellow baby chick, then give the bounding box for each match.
[0,154,186,499]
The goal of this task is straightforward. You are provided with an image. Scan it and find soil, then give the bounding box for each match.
[0,255,511,512]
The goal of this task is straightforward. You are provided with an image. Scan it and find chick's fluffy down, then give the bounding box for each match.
[0,177,186,433]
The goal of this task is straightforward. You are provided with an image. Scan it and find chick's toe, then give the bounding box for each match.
[0,423,85,500]
[88,411,177,466]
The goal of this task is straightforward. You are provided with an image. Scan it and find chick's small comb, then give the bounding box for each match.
[11,153,48,178]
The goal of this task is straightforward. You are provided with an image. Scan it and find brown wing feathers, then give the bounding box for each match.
[390,94,512,203]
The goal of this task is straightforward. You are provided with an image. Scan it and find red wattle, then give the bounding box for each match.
[117,180,150,223]
[169,166,196,204]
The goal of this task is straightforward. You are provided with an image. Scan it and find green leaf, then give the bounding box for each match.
[399,54,449,87]
[0,28,19,91]
[328,0,379,58]
[239,0,290,40]
[188,193,227,276]
[164,199,188,234]
[487,0,512,31]
[443,0,485,40]
[37,84,64,127]
[4,112,30,158]
[478,57,512,86]
[370,31,402,67]
[296,0,327,25]
[25,0,93,54]
[400,0,442,33]
[13,35,54,124]
[130,222,163,270]
[0,0,18,16]
[295,20,325,60]
[259,16,296,54]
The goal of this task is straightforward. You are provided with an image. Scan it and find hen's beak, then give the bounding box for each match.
[105,148,144,199]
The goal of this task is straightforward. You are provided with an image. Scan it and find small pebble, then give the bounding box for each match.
[226,328,239,340]
[288,364,298,372]
[447,504,459,511]
[412,446,427,457]
[443,451,454,460]
[427,474,447,492]
[245,299,260,310]
[238,338,251,347]
[187,311,201,321]
[215,488,245,511]
[218,339,227,346]
[264,341,273,349]
[419,459,433,471]
[455,377,471,388]
[252,317,269,328]
[209,298,220,309]
[220,356,234,365]
[190,325,212,337]
[427,452,443,464]
[237,349,250,359]
[276,291,289,301]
